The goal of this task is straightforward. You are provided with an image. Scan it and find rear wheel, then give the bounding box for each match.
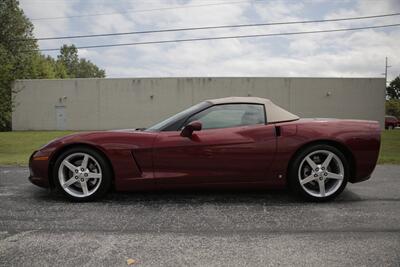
[53,146,112,201]
[289,144,348,202]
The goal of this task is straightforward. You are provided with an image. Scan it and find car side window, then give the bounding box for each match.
[184,104,266,130]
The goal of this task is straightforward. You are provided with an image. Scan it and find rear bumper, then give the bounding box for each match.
[348,122,381,183]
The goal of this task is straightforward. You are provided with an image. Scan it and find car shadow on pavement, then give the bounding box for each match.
[31,186,363,205]
[106,189,299,205]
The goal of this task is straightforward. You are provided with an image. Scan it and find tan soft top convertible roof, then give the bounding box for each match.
[206,96,299,123]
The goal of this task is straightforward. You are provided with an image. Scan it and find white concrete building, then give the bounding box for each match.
[12,77,385,130]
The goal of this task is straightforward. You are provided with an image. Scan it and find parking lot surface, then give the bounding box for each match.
[0,165,399,266]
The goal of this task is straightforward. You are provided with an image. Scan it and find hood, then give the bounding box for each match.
[40,129,154,150]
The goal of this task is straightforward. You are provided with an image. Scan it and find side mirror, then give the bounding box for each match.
[181,121,202,137]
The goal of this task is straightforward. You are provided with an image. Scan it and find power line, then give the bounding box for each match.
[29,0,255,21]
[30,12,400,41]
[36,23,400,52]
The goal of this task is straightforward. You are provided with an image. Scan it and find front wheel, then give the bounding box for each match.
[289,144,349,202]
[53,146,112,201]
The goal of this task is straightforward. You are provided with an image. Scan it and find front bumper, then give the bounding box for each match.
[29,175,49,188]
[28,150,51,188]
[349,174,371,184]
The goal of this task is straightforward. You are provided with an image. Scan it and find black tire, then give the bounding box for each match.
[288,144,349,202]
[53,146,112,202]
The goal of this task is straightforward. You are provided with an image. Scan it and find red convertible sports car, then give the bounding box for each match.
[29,97,381,202]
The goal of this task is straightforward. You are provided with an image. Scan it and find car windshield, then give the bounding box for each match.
[146,102,209,131]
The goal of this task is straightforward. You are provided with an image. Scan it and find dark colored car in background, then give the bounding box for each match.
[385,115,399,130]
[29,97,381,202]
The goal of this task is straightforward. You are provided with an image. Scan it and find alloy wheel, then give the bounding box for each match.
[298,150,344,198]
[58,152,103,198]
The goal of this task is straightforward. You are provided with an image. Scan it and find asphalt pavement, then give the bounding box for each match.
[0,165,399,266]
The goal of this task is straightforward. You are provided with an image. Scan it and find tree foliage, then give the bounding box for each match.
[386,76,400,100]
[58,45,105,78]
[0,0,105,131]
[58,44,80,78]
[0,0,37,130]
[386,99,400,119]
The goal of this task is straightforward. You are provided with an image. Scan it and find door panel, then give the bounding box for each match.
[153,124,277,185]
[55,106,66,130]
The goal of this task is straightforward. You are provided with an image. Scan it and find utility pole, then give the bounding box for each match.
[384,57,392,85]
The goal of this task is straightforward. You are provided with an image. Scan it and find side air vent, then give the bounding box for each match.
[275,126,281,137]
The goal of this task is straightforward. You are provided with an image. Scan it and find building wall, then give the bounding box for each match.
[12,77,386,130]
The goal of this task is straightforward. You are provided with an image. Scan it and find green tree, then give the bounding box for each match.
[386,99,400,118]
[0,47,14,130]
[57,44,105,78]
[77,58,106,78]
[386,76,400,100]
[0,0,38,130]
[57,44,79,78]
[0,1,105,130]
[44,55,68,78]
[29,54,57,79]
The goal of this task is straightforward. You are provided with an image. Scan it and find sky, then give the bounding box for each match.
[19,0,400,81]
